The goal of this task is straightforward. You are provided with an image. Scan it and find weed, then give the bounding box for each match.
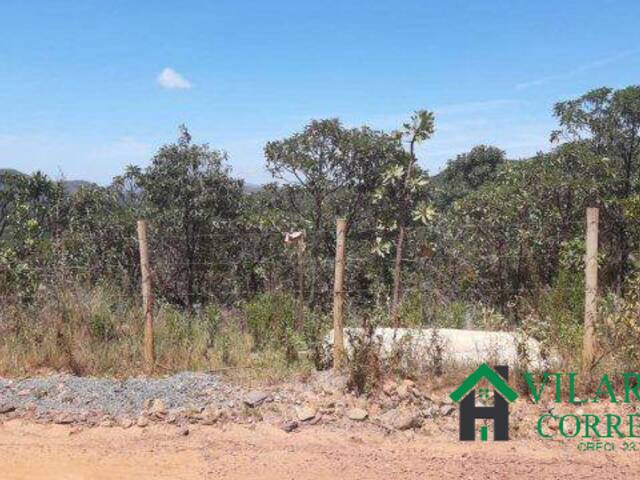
[346,319,382,395]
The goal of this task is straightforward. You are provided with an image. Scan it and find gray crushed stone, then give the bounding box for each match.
[0,372,246,418]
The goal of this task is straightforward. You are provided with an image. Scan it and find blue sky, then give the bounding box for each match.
[1,1,639,184]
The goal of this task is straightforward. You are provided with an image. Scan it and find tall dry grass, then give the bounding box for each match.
[0,283,312,384]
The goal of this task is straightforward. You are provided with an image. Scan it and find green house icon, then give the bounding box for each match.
[449,363,519,441]
[450,363,519,403]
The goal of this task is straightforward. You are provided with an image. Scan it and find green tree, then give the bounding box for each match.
[0,171,65,299]
[390,110,435,323]
[430,148,609,312]
[127,126,243,306]
[552,86,640,292]
[265,119,406,305]
[436,145,506,206]
[62,184,139,290]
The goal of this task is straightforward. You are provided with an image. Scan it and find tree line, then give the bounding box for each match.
[1,86,640,329]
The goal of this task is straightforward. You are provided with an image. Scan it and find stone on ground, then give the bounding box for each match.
[136,416,149,428]
[244,391,269,408]
[281,420,299,432]
[440,405,456,416]
[200,406,221,425]
[119,418,134,429]
[53,412,74,425]
[382,380,397,396]
[379,408,423,431]
[346,408,368,421]
[148,399,167,418]
[296,405,317,422]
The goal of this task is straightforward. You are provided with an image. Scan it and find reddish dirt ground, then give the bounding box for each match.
[0,420,637,479]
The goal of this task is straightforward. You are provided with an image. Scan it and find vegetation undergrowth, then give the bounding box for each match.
[0,285,315,384]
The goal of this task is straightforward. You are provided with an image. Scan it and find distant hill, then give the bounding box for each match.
[0,168,24,177]
[59,179,94,194]
[243,183,263,194]
[1,168,264,195]
[0,168,95,194]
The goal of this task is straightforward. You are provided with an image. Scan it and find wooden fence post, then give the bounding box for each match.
[297,231,306,332]
[583,207,599,373]
[137,220,155,374]
[333,218,346,368]
[391,226,405,326]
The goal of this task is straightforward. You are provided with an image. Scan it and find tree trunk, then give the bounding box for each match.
[390,138,417,325]
[391,225,405,326]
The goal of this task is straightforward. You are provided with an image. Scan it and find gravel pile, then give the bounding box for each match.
[0,371,456,433]
[0,372,246,418]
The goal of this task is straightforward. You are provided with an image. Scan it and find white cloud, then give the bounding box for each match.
[515,78,551,91]
[156,67,192,90]
[515,49,639,91]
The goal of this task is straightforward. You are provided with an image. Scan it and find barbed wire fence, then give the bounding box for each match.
[24,207,601,374]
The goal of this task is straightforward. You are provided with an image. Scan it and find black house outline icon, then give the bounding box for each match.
[449,364,518,441]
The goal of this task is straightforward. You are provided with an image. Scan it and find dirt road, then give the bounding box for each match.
[0,420,635,480]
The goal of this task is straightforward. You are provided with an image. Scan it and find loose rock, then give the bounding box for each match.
[200,406,221,425]
[308,414,323,425]
[100,418,114,427]
[296,405,317,422]
[244,391,269,408]
[379,408,423,431]
[120,418,134,429]
[402,379,415,388]
[440,405,456,417]
[53,412,74,425]
[382,380,397,396]
[148,399,167,418]
[137,416,149,428]
[281,420,299,433]
[396,384,411,400]
[422,406,438,418]
[346,408,368,421]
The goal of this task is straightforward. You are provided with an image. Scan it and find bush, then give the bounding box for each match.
[243,293,299,362]
[346,320,383,395]
[598,280,640,373]
[397,291,425,326]
[433,301,468,328]
[302,309,332,370]
[522,269,584,368]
